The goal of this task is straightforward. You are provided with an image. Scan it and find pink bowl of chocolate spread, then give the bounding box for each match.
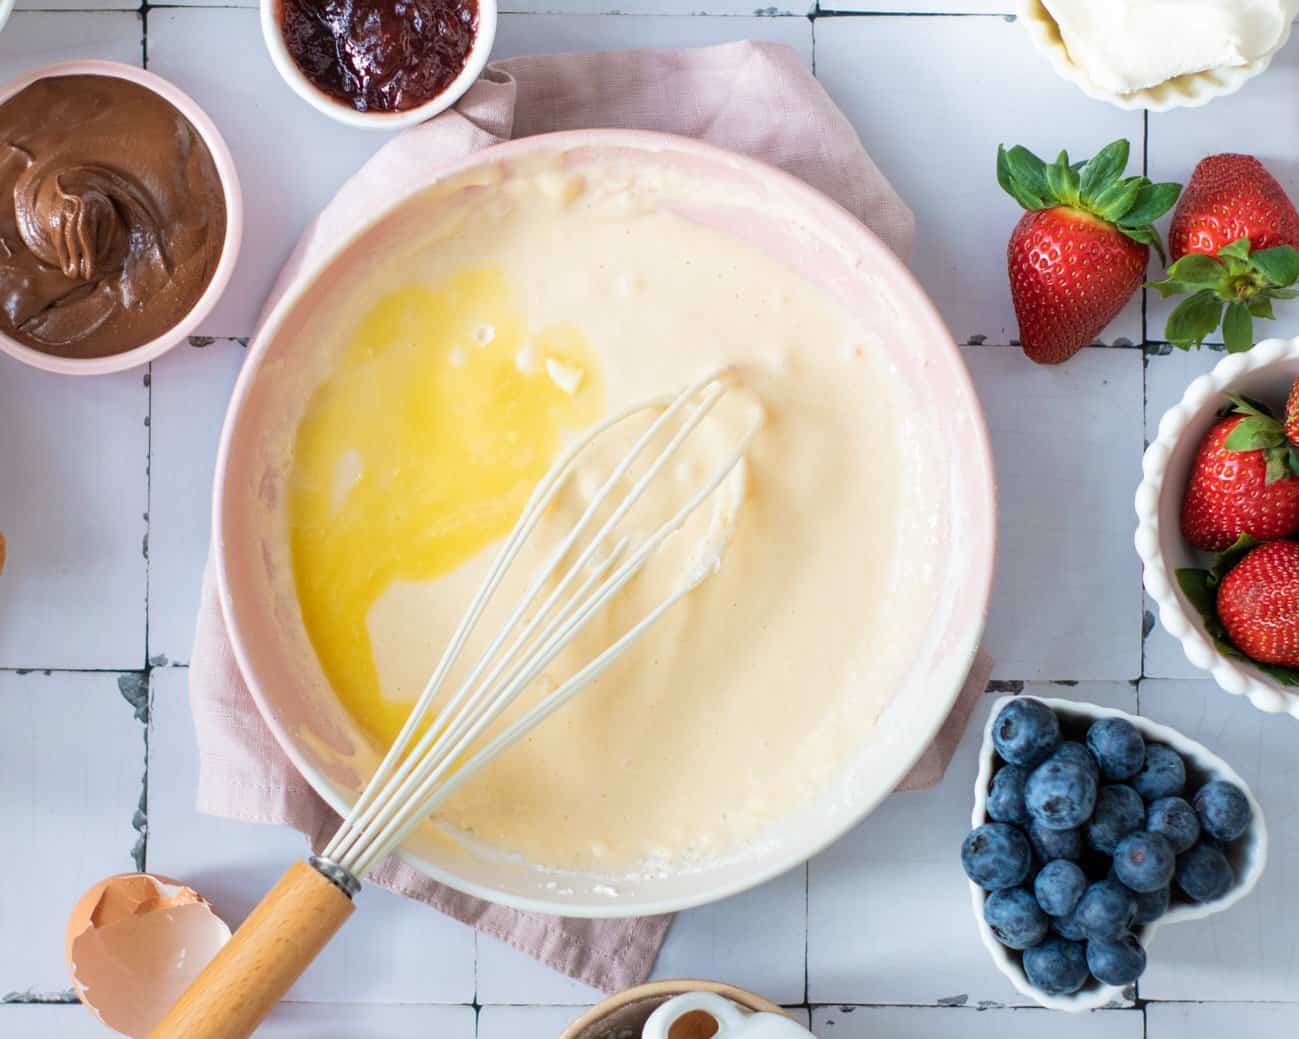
[0,62,242,374]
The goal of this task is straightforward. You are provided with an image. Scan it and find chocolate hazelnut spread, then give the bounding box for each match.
[0,75,227,359]
[280,0,478,113]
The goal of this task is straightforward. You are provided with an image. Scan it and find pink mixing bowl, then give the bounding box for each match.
[0,60,242,376]
[214,130,997,916]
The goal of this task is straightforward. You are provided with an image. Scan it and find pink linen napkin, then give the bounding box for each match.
[189,40,992,994]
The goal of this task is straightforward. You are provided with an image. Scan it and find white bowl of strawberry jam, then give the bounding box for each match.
[261,0,497,130]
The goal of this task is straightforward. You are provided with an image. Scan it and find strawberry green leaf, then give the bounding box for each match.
[1162,253,1227,288]
[996,145,1049,211]
[1226,395,1276,420]
[1221,254,1253,279]
[1250,661,1299,686]
[1224,415,1285,452]
[1223,301,1255,353]
[1177,567,1219,621]
[1208,534,1261,586]
[1288,443,1299,477]
[1147,279,1207,299]
[1090,177,1143,223]
[1079,139,1129,202]
[1266,450,1292,483]
[1046,150,1081,207]
[1165,289,1225,349]
[1248,245,1299,287]
[1270,288,1299,299]
[1121,182,1181,226]
[1249,295,1277,320]
[1118,224,1163,259]
[1217,237,1254,263]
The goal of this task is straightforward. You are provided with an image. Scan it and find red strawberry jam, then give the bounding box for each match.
[280,0,478,113]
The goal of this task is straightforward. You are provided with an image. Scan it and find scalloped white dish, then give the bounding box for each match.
[970,696,1267,1012]
[1137,337,1299,718]
[1018,0,1294,112]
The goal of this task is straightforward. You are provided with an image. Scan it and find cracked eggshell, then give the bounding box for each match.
[65,872,231,1037]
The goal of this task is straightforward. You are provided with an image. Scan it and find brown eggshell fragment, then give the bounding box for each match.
[66,873,231,1037]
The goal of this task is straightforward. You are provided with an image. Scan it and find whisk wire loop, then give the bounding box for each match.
[323,369,757,877]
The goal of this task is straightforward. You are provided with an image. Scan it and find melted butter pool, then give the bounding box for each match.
[288,267,602,747]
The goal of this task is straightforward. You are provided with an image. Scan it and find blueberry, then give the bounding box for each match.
[1022,936,1090,996]
[993,698,1061,768]
[1035,859,1087,917]
[988,765,1031,825]
[1026,756,1098,831]
[1028,821,1083,862]
[1131,744,1186,801]
[1086,718,1146,781]
[1132,885,1170,925]
[1087,785,1145,855]
[1193,780,1253,842]
[1147,796,1201,854]
[1087,933,1147,986]
[1052,740,1100,780]
[1176,842,1235,903]
[962,823,1032,890]
[984,888,1050,950]
[1113,832,1176,893]
[1051,910,1088,941]
[1076,879,1137,940]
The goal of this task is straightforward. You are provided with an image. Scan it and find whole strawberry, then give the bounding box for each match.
[1286,377,1299,445]
[1182,397,1299,552]
[997,140,1180,364]
[1216,540,1299,666]
[1169,154,1299,262]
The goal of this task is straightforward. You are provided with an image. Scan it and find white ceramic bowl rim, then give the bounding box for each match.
[1017,0,1295,112]
[0,60,243,376]
[214,128,998,916]
[259,0,498,131]
[1136,336,1299,718]
[970,695,1269,1012]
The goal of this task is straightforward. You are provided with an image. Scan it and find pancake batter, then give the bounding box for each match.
[287,163,935,872]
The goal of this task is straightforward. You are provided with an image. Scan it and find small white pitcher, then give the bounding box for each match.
[642,992,812,1039]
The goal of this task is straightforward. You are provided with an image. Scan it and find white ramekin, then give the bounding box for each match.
[0,0,14,35]
[1018,0,1295,111]
[1137,337,1299,718]
[260,0,497,131]
[0,60,243,376]
[970,696,1268,1012]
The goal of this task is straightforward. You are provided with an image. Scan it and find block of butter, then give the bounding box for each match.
[1043,0,1292,94]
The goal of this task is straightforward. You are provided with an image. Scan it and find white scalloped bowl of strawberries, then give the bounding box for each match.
[1137,336,1299,717]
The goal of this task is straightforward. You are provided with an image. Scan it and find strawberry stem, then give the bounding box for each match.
[1149,238,1299,352]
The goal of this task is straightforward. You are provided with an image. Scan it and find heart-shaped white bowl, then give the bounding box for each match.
[1018,0,1295,111]
[1136,336,1299,718]
[969,696,1268,1011]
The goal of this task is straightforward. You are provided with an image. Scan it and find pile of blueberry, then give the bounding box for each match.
[961,698,1254,997]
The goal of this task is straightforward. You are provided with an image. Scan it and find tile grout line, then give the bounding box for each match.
[1139,106,1150,687]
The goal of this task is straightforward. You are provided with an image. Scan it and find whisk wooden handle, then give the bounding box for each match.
[147,860,355,1039]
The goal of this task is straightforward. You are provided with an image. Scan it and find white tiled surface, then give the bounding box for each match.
[815,14,1144,347]
[810,1005,1142,1038]
[0,672,143,996]
[5,4,1299,1037]
[1145,1003,1299,1039]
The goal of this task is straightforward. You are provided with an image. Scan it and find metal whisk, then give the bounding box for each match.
[149,369,760,1039]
